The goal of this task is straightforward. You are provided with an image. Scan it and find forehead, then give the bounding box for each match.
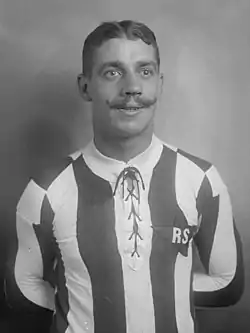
[93,38,157,68]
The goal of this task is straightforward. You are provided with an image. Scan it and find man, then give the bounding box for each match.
[5,20,244,333]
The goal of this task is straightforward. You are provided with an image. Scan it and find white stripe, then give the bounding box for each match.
[113,180,155,333]
[47,165,75,212]
[15,212,55,310]
[206,167,236,289]
[174,245,194,333]
[51,167,94,333]
[15,180,54,309]
[174,152,200,332]
[17,180,46,224]
[205,165,227,196]
[175,153,204,227]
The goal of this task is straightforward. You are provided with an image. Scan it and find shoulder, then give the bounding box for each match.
[175,148,225,195]
[17,151,84,221]
[175,147,226,191]
[176,148,212,173]
[30,151,83,191]
[159,138,212,173]
[159,139,225,195]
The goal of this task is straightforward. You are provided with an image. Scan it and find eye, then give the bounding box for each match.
[140,68,154,78]
[104,70,121,79]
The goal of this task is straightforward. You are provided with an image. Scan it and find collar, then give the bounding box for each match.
[82,134,163,183]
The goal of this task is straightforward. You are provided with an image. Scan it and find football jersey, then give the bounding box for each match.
[6,135,243,333]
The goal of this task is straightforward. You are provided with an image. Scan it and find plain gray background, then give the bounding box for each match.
[0,0,249,332]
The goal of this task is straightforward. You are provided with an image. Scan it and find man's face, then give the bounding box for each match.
[82,38,163,139]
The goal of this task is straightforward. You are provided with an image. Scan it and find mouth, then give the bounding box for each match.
[116,107,144,113]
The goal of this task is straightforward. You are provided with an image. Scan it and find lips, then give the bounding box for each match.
[116,104,144,110]
[116,107,144,115]
[118,107,142,111]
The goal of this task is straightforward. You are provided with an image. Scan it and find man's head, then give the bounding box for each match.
[78,20,163,140]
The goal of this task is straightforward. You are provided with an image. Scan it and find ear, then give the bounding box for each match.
[157,72,164,98]
[159,73,164,95]
[77,74,92,102]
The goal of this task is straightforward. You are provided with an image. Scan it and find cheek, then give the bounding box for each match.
[93,81,119,101]
[143,79,160,95]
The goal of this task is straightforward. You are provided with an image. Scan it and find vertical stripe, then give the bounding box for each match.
[73,156,126,333]
[195,176,219,272]
[189,247,196,328]
[33,195,55,284]
[174,152,203,333]
[50,164,93,333]
[114,186,155,333]
[174,247,194,333]
[51,248,69,333]
[149,147,178,333]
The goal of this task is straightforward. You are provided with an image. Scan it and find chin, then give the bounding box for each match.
[107,108,155,138]
[113,122,153,139]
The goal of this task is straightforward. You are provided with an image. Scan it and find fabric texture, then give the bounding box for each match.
[5,135,244,333]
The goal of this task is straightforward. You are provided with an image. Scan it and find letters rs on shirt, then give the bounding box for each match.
[172,227,191,245]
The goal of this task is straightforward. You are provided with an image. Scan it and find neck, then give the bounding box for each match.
[93,129,154,163]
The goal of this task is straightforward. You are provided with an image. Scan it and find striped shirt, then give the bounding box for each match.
[6,135,243,333]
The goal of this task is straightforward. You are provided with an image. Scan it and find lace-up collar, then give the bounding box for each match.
[113,166,145,258]
[82,134,163,184]
[82,135,163,263]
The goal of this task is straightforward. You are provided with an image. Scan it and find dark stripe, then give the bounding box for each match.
[149,146,178,333]
[33,195,55,284]
[32,157,73,190]
[177,149,211,172]
[190,245,197,332]
[50,247,70,333]
[73,156,126,333]
[8,307,53,333]
[194,222,244,307]
[194,176,219,272]
[35,195,70,332]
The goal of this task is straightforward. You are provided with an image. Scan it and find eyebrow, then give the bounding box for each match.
[98,60,158,73]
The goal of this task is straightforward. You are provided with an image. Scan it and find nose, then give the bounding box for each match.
[120,73,142,97]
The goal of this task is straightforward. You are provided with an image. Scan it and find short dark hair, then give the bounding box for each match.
[82,20,160,78]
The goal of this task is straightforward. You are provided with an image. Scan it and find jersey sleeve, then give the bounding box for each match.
[193,165,244,307]
[5,179,55,323]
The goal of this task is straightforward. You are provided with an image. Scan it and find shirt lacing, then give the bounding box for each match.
[113,166,145,258]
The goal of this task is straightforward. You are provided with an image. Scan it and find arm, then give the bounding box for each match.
[5,180,55,330]
[193,166,244,307]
